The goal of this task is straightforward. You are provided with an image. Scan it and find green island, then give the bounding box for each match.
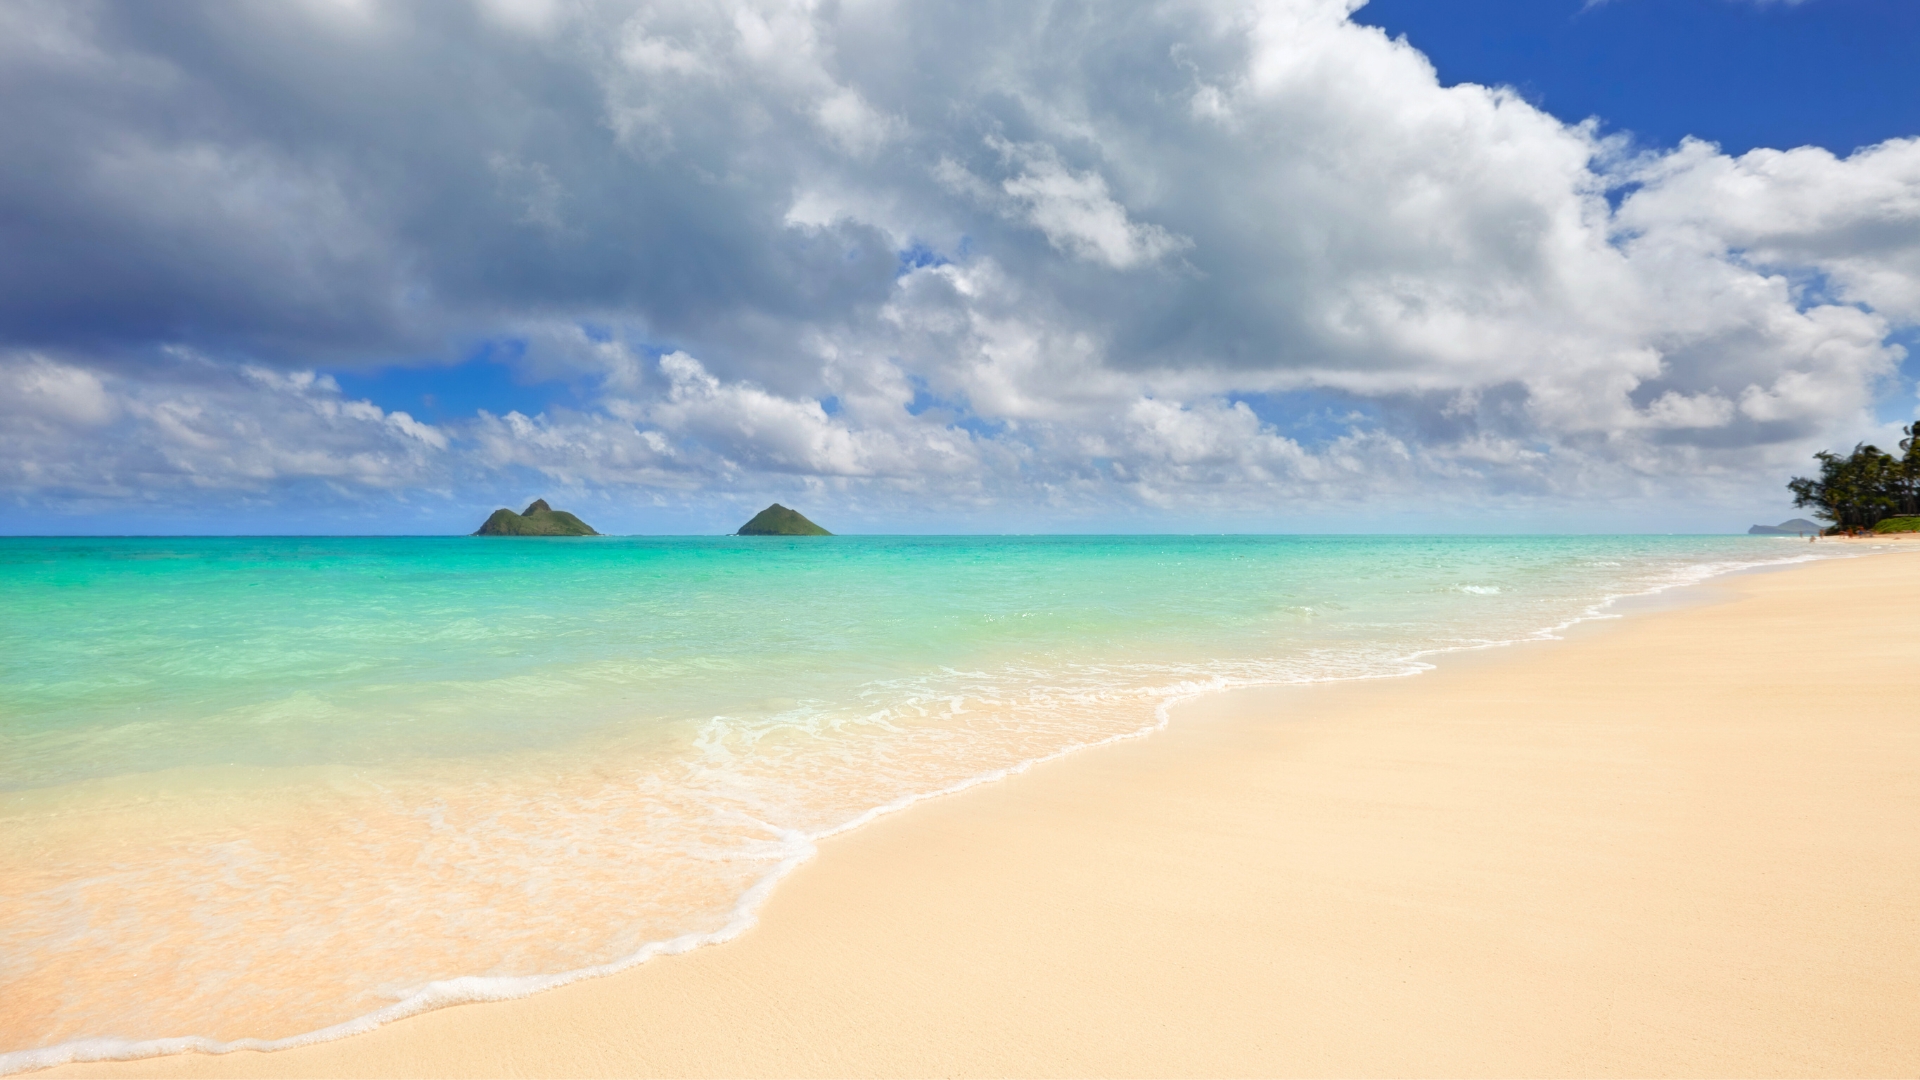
[736,504,832,536]
[473,499,600,536]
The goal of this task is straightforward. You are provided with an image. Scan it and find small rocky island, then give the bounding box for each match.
[474,499,600,536]
[736,503,832,536]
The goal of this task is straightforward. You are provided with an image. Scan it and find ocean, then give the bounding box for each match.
[0,533,1838,1071]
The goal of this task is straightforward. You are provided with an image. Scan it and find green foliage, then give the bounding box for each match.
[1874,516,1920,534]
[473,499,600,536]
[736,503,832,535]
[1788,424,1920,530]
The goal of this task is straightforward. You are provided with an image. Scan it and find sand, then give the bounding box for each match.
[47,550,1920,1078]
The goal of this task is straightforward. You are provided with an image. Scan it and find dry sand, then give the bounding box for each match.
[50,551,1920,1077]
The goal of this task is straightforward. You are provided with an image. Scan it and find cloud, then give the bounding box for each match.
[1,0,1916,528]
[0,350,447,507]
[1618,137,1920,323]
[960,137,1194,270]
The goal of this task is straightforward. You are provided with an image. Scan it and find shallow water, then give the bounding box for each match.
[0,534,1838,1070]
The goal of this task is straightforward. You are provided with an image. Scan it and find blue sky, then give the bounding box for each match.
[1356,0,1920,157]
[331,340,579,426]
[3,0,1917,535]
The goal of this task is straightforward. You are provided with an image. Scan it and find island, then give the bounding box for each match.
[473,499,600,536]
[736,503,832,536]
[1747,518,1823,536]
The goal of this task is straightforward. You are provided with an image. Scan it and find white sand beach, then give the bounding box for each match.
[51,550,1920,1078]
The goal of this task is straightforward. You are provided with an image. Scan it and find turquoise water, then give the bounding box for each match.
[0,534,1833,1070]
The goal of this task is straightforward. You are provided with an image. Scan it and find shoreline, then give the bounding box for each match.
[41,546,1920,1077]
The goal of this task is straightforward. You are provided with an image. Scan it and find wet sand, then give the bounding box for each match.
[50,550,1920,1077]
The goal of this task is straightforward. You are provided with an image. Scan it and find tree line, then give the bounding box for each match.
[1788,422,1920,530]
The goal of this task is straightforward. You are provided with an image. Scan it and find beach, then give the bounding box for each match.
[39,547,1920,1077]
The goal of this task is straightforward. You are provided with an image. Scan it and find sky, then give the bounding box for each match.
[2,0,1918,535]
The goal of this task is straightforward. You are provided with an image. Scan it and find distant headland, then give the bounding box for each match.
[736,504,832,536]
[1747,518,1823,536]
[474,499,599,536]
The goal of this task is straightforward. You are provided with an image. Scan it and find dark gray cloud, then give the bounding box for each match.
[0,0,906,373]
